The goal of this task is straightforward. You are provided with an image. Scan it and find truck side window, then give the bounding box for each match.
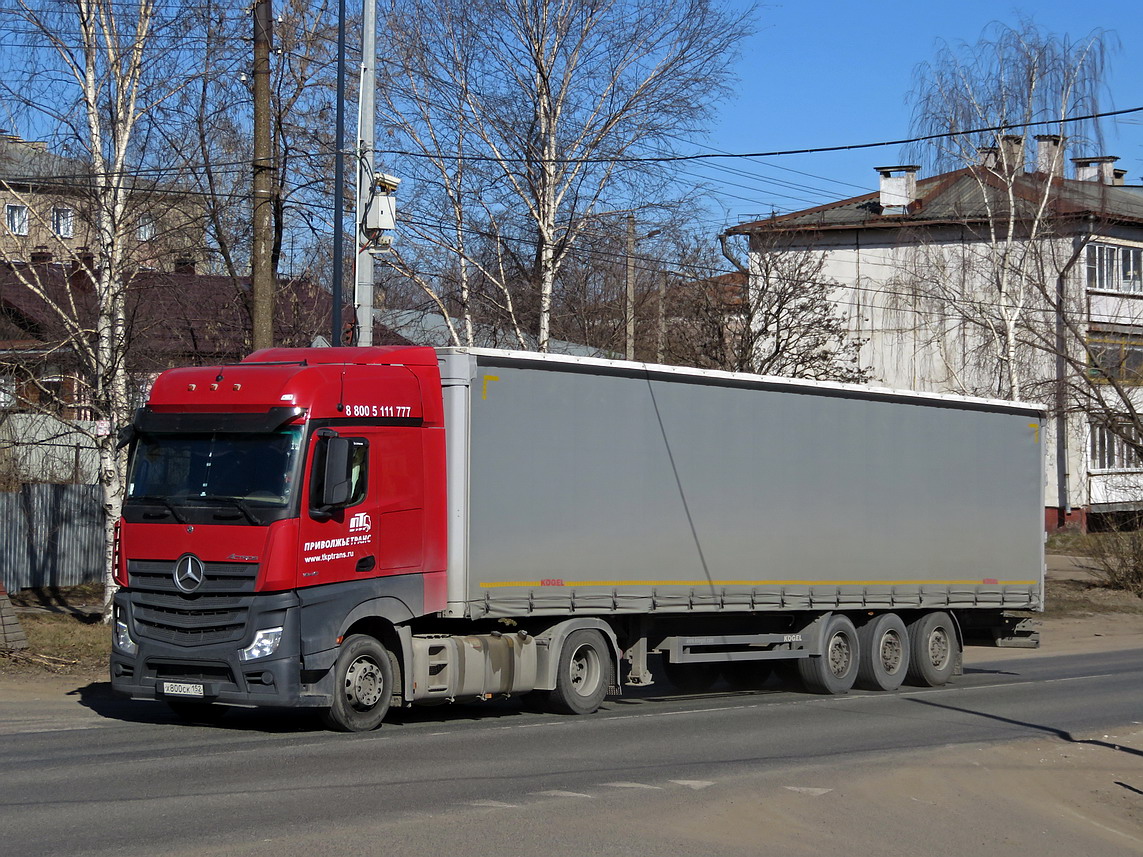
[311,435,369,512]
[347,439,368,506]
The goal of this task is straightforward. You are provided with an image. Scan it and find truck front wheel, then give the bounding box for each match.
[547,629,610,715]
[322,634,396,732]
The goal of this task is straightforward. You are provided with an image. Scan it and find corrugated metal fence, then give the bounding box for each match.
[0,484,104,592]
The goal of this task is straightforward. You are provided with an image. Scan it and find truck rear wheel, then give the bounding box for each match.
[856,613,909,691]
[905,611,958,687]
[547,629,610,715]
[798,614,859,694]
[321,634,395,732]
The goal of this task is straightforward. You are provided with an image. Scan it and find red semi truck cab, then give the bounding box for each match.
[110,346,448,718]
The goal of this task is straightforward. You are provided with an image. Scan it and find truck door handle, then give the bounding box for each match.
[356,556,376,573]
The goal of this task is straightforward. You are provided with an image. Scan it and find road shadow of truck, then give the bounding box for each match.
[68,667,807,733]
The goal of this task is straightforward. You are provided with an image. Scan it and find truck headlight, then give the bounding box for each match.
[239,626,284,662]
[114,616,138,656]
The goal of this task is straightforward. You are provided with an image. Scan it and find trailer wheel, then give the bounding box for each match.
[663,660,719,694]
[798,614,859,694]
[321,634,395,732]
[905,611,958,687]
[166,699,228,725]
[547,629,610,715]
[855,613,909,691]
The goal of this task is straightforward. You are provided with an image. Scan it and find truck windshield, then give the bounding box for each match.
[127,428,303,508]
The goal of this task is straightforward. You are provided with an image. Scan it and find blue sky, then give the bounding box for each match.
[693,0,1143,231]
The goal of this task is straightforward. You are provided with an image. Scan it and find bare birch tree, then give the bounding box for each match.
[0,0,187,615]
[379,0,747,351]
[907,20,1110,400]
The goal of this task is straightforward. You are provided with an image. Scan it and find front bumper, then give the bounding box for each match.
[110,590,331,708]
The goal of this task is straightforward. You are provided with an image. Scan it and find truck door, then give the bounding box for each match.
[297,426,425,587]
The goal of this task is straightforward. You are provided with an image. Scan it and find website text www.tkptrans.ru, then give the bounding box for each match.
[302,534,371,564]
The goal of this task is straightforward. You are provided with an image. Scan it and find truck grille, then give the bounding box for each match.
[128,559,258,594]
[127,559,258,646]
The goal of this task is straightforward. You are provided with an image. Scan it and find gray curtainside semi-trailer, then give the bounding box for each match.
[113,346,1044,730]
[434,348,1043,700]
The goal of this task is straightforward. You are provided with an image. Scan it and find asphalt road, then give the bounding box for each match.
[2,648,1141,857]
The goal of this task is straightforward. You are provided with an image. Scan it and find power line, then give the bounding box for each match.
[376,106,1143,165]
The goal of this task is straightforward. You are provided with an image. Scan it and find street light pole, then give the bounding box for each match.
[354,0,377,346]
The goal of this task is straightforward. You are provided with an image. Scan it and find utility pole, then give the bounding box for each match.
[657,270,666,364]
[354,0,377,346]
[626,213,635,361]
[251,0,274,351]
[624,216,660,362]
[331,0,347,346]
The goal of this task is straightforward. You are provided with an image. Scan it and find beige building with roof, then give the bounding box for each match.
[723,136,1143,530]
[0,132,203,269]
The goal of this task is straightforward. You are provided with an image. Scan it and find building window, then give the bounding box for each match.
[1087,243,1143,293]
[5,204,28,236]
[1090,420,1143,471]
[36,375,68,414]
[0,376,15,410]
[137,213,155,241]
[52,207,74,238]
[1088,332,1143,384]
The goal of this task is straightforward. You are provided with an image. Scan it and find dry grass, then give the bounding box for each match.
[1042,578,1143,619]
[2,592,110,678]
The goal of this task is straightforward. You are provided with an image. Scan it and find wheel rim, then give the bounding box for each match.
[344,656,384,710]
[926,628,951,670]
[827,631,852,678]
[568,643,602,698]
[879,630,904,674]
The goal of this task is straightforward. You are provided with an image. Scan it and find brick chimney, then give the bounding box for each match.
[69,247,95,291]
[30,246,52,265]
[1000,135,1025,173]
[874,165,920,213]
[1034,135,1064,177]
[1073,156,1119,184]
[173,256,196,275]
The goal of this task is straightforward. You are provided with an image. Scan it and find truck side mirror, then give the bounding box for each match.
[311,434,353,517]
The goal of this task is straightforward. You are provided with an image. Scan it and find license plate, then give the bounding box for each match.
[163,681,205,697]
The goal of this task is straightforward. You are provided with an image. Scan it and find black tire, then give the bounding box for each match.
[166,699,228,724]
[547,629,611,715]
[905,611,959,687]
[321,634,396,732]
[855,613,909,691]
[662,660,719,694]
[798,614,859,694]
[720,660,774,691]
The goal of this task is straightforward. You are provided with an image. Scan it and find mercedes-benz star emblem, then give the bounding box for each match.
[173,554,206,593]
